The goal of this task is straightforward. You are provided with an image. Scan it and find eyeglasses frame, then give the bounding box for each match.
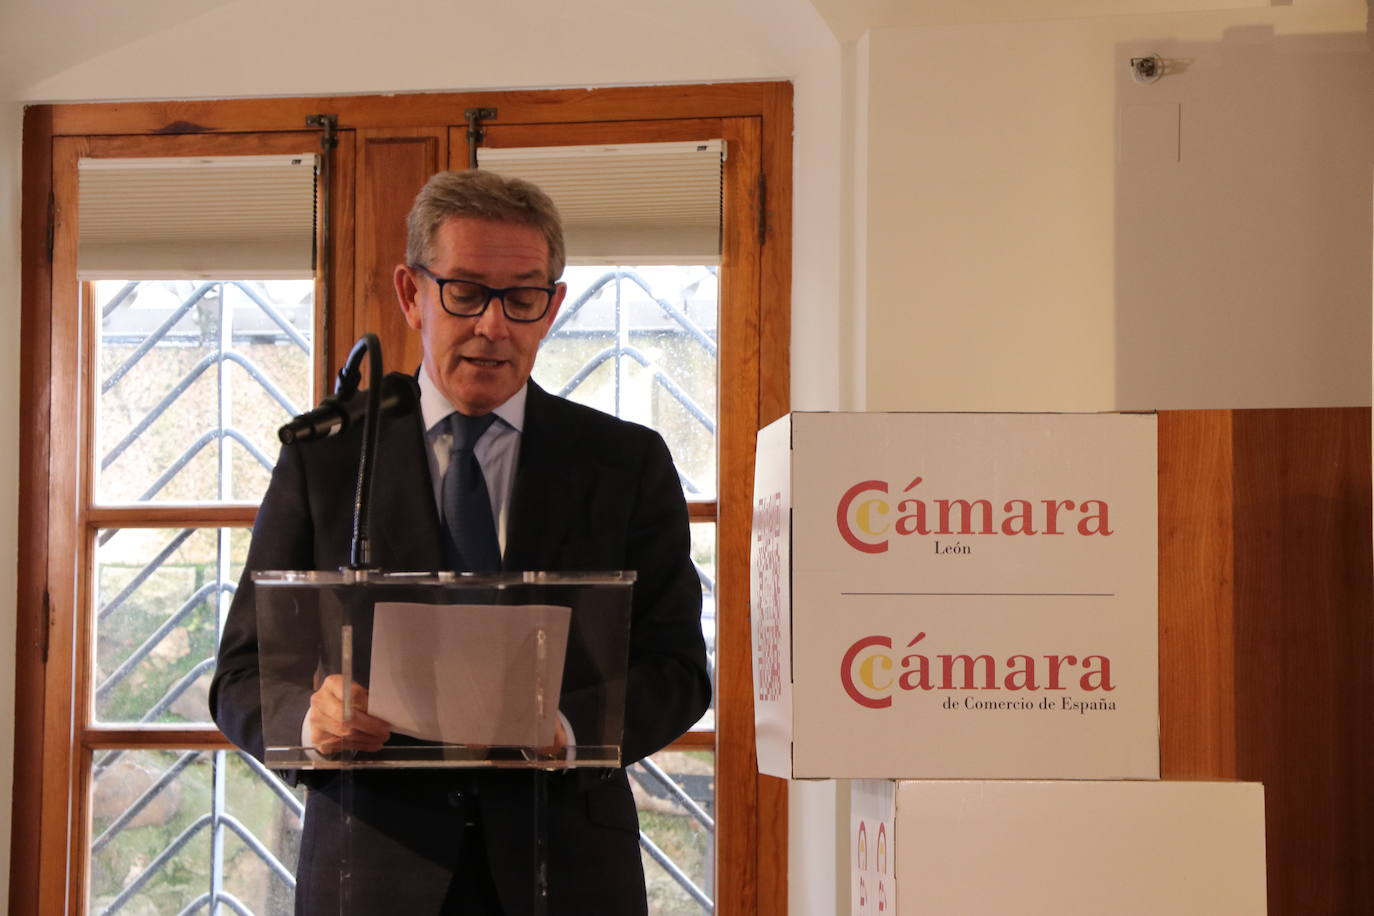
[410,263,559,323]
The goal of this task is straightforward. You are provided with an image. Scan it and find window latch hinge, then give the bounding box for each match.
[465,108,498,169]
[305,114,339,150]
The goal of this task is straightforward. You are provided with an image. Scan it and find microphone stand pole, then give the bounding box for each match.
[334,332,382,916]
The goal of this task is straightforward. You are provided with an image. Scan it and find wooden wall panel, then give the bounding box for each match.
[1231,408,1373,915]
[1159,407,1373,915]
[353,129,445,377]
[1158,410,1238,778]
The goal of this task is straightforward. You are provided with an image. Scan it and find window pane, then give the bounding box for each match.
[533,266,718,499]
[89,748,304,915]
[633,749,715,914]
[94,279,313,505]
[92,527,249,726]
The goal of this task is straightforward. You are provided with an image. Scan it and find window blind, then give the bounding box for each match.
[78,154,318,279]
[477,141,723,265]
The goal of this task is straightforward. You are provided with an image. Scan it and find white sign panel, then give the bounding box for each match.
[851,780,1267,915]
[752,412,1159,779]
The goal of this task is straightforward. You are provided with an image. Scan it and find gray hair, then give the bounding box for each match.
[405,169,566,282]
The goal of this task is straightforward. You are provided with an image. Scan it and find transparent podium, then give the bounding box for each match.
[254,569,634,915]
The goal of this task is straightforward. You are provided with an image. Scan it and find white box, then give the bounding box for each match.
[851,780,1268,915]
[750,413,1159,779]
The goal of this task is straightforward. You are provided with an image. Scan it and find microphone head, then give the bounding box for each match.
[276,374,416,446]
[277,397,351,445]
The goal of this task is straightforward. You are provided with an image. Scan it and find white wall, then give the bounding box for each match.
[857,2,1373,413]
[789,28,850,417]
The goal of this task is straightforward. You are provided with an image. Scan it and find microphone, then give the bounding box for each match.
[278,372,418,444]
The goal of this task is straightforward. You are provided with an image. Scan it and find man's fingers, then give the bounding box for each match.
[313,696,391,736]
[314,675,390,729]
[315,733,390,755]
[309,716,391,752]
[308,676,392,751]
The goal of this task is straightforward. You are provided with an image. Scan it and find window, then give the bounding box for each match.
[483,127,747,908]
[536,263,720,909]
[89,276,314,912]
[17,83,791,915]
[39,131,328,912]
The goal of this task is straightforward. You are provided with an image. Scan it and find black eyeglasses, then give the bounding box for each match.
[411,264,557,323]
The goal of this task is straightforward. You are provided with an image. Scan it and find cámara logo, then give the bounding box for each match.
[835,476,1113,554]
[839,632,1114,709]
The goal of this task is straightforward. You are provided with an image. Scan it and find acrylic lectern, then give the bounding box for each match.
[254,569,634,915]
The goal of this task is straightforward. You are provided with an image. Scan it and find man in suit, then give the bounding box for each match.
[210,170,711,914]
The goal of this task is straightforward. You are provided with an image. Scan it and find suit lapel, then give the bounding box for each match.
[504,382,595,571]
[368,409,447,572]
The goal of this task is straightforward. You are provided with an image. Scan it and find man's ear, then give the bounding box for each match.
[394,264,424,331]
[539,282,567,340]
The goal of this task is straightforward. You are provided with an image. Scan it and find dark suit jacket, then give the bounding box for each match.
[209,381,711,915]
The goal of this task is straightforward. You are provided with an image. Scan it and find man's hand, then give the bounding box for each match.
[534,716,570,758]
[552,716,569,751]
[308,674,392,755]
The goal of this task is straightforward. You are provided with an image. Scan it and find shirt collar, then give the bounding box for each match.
[418,367,527,435]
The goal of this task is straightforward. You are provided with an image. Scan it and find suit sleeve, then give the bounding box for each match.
[615,430,712,765]
[209,441,317,764]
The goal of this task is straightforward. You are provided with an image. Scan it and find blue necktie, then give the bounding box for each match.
[443,411,501,572]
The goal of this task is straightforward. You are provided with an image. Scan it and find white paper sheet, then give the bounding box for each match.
[366,602,571,747]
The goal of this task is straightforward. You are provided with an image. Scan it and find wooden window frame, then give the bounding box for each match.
[15,82,792,915]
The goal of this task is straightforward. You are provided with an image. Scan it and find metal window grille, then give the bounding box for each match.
[94,271,717,913]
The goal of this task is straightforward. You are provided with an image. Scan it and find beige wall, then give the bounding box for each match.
[21,0,798,100]
[857,2,1373,412]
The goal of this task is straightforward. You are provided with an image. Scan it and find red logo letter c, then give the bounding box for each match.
[840,635,894,709]
[837,480,889,553]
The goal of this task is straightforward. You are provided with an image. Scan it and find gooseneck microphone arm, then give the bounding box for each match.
[348,334,383,570]
[333,335,366,401]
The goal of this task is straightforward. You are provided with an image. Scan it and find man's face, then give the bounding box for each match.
[394,217,565,416]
